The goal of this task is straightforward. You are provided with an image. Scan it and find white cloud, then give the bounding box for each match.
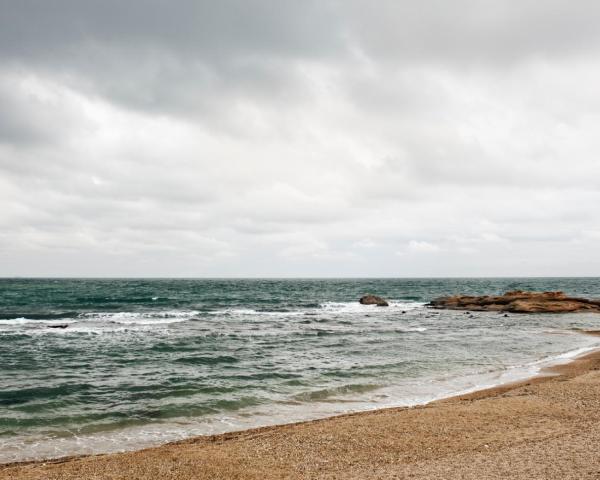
[407,241,441,253]
[1,1,600,276]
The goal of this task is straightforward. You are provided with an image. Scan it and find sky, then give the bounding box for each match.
[1,1,600,277]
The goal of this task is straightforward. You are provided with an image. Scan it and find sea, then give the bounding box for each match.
[2,277,600,463]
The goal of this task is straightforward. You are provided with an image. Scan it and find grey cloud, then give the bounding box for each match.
[4,0,600,122]
[0,93,48,146]
[343,0,600,63]
[0,77,63,146]
[0,1,345,126]
[0,1,342,60]
[3,1,600,67]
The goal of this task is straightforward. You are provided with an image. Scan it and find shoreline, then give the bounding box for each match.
[3,332,599,466]
[3,331,600,478]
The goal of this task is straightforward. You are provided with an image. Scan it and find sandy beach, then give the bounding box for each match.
[3,336,600,480]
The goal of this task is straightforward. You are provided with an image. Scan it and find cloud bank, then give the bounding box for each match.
[1,0,600,276]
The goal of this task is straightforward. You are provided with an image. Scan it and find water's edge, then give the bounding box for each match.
[3,335,599,466]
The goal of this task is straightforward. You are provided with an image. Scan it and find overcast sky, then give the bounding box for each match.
[1,1,600,277]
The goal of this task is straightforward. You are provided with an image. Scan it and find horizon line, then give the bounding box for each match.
[2,275,600,280]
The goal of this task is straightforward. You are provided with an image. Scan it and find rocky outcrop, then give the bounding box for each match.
[359,295,389,307]
[428,290,600,313]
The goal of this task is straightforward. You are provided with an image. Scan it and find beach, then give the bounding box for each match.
[3,279,600,477]
[3,0,599,476]
[3,341,600,479]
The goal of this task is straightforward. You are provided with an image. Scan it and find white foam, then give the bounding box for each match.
[0,318,77,326]
[524,344,600,368]
[207,308,306,317]
[206,301,425,318]
[75,311,198,325]
[79,311,199,320]
[320,301,425,314]
[0,311,198,335]
[409,327,427,332]
[107,317,192,325]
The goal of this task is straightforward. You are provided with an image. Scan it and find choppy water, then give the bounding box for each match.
[2,277,600,463]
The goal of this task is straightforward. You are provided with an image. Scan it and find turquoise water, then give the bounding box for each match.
[2,278,600,462]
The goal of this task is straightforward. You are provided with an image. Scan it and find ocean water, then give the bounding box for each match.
[2,277,600,463]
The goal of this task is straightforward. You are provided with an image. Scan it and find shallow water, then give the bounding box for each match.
[2,278,600,462]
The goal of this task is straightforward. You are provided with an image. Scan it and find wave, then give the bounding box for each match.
[320,300,425,313]
[0,318,78,326]
[0,325,164,337]
[174,355,239,366]
[0,311,199,335]
[78,311,199,323]
[2,301,427,329]
[522,344,600,369]
[291,383,381,402]
[207,308,306,317]
[207,301,426,318]
[0,312,78,321]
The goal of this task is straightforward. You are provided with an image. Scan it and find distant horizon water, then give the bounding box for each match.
[2,277,600,463]
[4,276,600,280]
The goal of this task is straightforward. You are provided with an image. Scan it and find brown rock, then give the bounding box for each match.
[359,295,389,307]
[427,290,600,314]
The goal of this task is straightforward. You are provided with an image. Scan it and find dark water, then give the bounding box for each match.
[2,278,600,462]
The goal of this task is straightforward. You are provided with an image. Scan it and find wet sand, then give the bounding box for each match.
[3,341,600,479]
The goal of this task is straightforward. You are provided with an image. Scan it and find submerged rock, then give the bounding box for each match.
[359,295,389,307]
[427,290,600,314]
